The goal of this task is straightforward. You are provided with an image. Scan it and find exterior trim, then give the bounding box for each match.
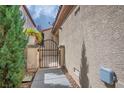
[52,5,76,34]
[41,27,53,32]
[22,5,36,27]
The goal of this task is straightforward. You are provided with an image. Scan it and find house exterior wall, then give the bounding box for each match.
[26,47,39,72]
[20,6,35,29]
[20,6,39,72]
[52,30,59,45]
[59,5,124,87]
[43,29,52,40]
[20,6,36,46]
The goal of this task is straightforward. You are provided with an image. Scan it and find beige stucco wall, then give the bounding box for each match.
[52,30,59,44]
[26,47,39,72]
[42,28,59,44]
[20,6,35,29]
[59,5,124,87]
[20,6,37,46]
[43,29,52,40]
[27,36,37,45]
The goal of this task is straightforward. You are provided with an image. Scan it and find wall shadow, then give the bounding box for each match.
[79,41,89,88]
[104,83,115,88]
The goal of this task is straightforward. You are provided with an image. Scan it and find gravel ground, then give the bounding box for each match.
[20,72,36,88]
[20,82,32,88]
[62,67,80,88]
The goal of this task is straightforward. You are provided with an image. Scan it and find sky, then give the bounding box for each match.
[26,5,59,30]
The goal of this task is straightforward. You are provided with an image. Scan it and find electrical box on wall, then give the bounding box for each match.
[100,66,117,85]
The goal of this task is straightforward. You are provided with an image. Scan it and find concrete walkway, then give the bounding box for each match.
[31,68,72,88]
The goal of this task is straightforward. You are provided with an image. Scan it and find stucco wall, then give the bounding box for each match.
[20,6,35,29]
[52,30,59,44]
[59,5,124,87]
[43,29,52,40]
[20,6,37,46]
[42,28,59,44]
[26,47,39,72]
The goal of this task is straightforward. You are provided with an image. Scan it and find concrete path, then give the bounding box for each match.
[31,68,72,88]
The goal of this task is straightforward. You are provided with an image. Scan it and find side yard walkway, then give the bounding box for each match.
[31,68,72,88]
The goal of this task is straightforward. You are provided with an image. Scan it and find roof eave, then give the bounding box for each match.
[22,5,36,27]
[52,5,75,34]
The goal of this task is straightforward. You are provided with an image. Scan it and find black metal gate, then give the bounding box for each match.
[39,39,60,68]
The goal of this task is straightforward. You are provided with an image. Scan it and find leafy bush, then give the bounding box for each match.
[23,28,43,44]
[0,6,27,87]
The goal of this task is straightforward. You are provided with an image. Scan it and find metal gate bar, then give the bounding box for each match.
[39,39,60,68]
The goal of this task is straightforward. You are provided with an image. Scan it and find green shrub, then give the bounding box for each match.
[0,6,27,87]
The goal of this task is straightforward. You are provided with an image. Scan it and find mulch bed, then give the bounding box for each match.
[62,67,80,88]
[20,72,36,88]
[20,82,32,88]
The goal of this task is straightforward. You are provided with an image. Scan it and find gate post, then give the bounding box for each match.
[59,45,65,68]
[26,46,40,72]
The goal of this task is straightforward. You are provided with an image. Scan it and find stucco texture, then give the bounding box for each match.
[43,29,52,40]
[59,5,124,87]
[26,48,39,72]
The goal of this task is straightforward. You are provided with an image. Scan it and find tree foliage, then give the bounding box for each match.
[0,6,27,87]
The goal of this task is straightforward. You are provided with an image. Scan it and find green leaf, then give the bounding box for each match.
[0,5,27,87]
